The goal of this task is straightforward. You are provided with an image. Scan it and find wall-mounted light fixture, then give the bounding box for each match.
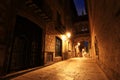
[62,35,67,41]
[66,32,71,38]
[77,42,80,46]
[62,32,71,41]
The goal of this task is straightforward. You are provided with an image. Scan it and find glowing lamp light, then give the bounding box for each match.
[77,42,80,46]
[66,32,71,38]
[62,35,66,41]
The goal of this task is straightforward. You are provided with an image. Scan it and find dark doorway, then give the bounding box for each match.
[55,37,62,56]
[8,16,44,73]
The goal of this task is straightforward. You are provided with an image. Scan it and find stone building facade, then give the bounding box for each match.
[0,0,76,77]
[87,0,120,79]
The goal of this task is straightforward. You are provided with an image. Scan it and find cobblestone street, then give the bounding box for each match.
[11,58,108,80]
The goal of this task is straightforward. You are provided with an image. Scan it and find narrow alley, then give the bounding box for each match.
[0,0,120,80]
[11,58,108,80]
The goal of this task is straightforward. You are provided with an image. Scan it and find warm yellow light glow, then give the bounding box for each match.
[77,42,80,46]
[62,35,66,41]
[66,32,71,38]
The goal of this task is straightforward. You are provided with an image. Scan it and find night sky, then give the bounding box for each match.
[73,0,86,16]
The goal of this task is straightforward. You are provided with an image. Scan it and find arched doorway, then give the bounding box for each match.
[76,40,89,57]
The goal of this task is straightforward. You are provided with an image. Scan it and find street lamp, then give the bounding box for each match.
[77,42,80,46]
[62,35,67,41]
[62,32,71,51]
[66,32,71,38]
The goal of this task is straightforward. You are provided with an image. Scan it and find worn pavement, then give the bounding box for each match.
[11,58,108,80]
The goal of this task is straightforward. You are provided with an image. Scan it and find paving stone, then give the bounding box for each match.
[11,58,108,80]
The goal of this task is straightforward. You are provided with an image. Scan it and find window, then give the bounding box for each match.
[55,37,62,56]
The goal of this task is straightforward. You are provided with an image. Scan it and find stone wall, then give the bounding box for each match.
[0,0,17,76]
[87,0,120,79]
[0,0,47,76]
[0,0,75,77]
[44,0,74,62]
